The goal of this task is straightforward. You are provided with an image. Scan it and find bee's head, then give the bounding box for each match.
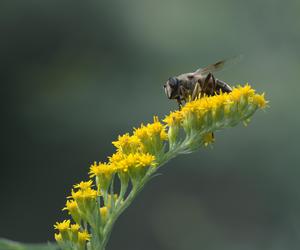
[164,77,179,99]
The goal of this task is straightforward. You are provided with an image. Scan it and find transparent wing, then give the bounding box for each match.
[194,55,242,76]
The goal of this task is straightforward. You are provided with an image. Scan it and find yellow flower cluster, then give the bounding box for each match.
[132,116,168,155]
[62,200,80,224]
[134,116,168,141]
[89,153,156,182]
[54,84,267,250]
[166,85,265,125]
[163,110,183,127]
[55,118,165,247]
[54,220,90,248]
[87,116,167,187]
[112,133,143,154]
[164,84,266,146]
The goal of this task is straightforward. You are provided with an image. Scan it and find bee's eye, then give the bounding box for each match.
[168,77,178,87]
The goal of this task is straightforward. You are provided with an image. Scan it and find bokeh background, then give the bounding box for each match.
[1,0,300,249]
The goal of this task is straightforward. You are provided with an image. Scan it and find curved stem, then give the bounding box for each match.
[97,137,197,250]
[98,166,158,249]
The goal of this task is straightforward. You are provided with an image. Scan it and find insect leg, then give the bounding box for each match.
[192,82,201,100]
[176,85,189,109]
[176,97,183,110]
[203,73,212,94]
[211,73,216,95]
[179,85,189,101]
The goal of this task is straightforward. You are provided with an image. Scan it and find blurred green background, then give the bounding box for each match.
[1,0,300,249]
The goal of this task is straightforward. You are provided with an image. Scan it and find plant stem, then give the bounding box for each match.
[98,168,155,250]
[97,137,195,250]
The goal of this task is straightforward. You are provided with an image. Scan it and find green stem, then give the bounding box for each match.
[97,135,198,250]
[98,168,155,250]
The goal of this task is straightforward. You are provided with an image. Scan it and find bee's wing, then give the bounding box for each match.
[193,55,242,76]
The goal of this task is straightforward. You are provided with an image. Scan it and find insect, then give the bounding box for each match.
[163,58,236,109]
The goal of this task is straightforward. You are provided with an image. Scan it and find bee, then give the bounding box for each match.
[164,59,235,109]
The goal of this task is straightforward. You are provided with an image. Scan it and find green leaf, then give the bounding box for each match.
[0,238,59,250]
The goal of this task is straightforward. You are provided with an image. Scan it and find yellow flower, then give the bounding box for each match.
[89,161,116,193]
[100,206,108,219]
[54,220,72,241]
[70,224,80,233]
[150,116,168,140]
[134,116,168,141]
[68,188,98,216]
[54,220,70,232]
[133,125,148,141]
[73,180,94,190]
[89,162,116,178]
[70,188,97,201]
[176,85,266,134]
[63,200,78,213]
[108,151,125,163]
[134,153,156,167]
[112,133,143,154]
[163,111,183,127]
[78,231,91,243]
[62,200,81,225]
[112,153,156,172]
[133,116,168,154]
[163,111,183,147]
[252,93,267,108]
[54,233,62,242]
[68,224,80,242]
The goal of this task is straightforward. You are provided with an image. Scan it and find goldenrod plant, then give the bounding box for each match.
[0,84,267,250]
[53,84,267,250]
